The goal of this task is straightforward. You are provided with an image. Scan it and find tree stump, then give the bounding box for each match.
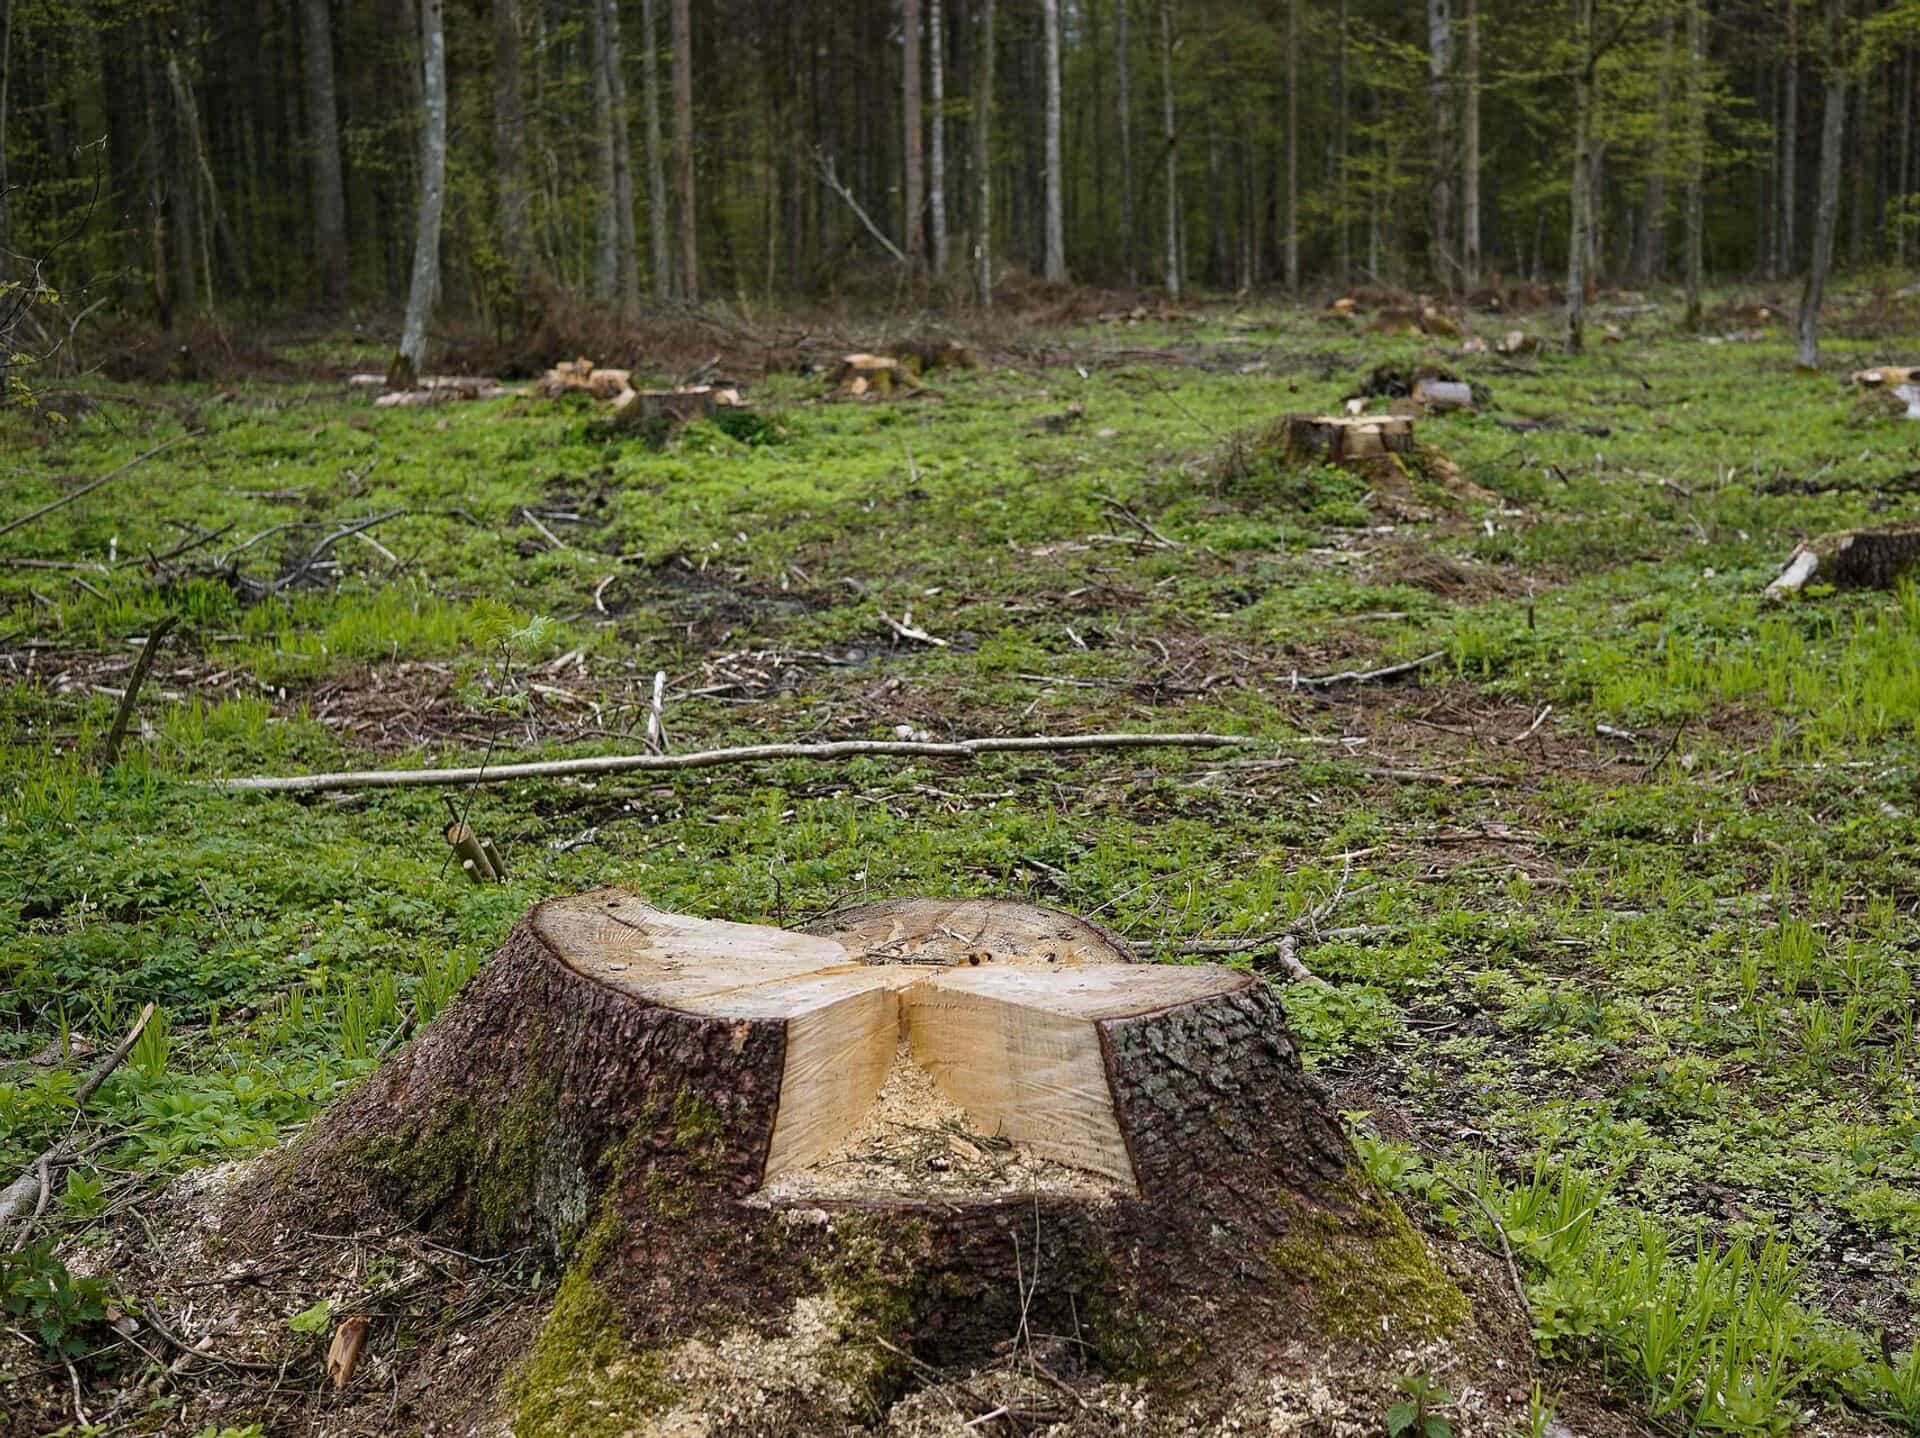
[1283,413,1416,466]
[830,353,913,398]
[1766,524,1920,596]
[607,384,736,429]
[243,893,1466,1434]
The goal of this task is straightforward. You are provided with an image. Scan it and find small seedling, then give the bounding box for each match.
[1386,1372,1453,1438]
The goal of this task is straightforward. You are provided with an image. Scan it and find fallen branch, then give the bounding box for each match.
[1285,651,1447,691]
[208,732,1257,795]
[0,1003,155,1230]
[880,609,949,647]
[0,432,199,539]
[266,508,407,596]
[809,148,907,264]
[100,615,178,767]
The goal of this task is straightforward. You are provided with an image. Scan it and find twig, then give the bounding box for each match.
[1509,703,1553,744]
[879,610,949,647]
[1285,651,1446,690]
[100,616,178,767]
[1641,717,1690,778]
[520,507,570,552]
[645,670,669,754]
[268,509,407,595]
[808,147,907,263]
[128,1298,285,1373]
[0,432,199,539]
[1272,934,1328,986]
[208,732,1257,794]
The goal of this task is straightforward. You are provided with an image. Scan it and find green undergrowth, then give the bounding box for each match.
[4,292,1920,1429]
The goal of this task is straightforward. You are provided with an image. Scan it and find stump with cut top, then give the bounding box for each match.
[249,892,1466,1434]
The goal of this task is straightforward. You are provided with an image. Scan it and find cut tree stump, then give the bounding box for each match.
[237,892,1466,1435]
[830,352,915,398]
[1766,524,1920,596]
[1283,413,1416,465]
[606,384,741,430]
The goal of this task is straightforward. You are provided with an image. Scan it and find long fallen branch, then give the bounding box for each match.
[1285,651,1447,691]
[0,433,200,540]
[209,731,1258,795]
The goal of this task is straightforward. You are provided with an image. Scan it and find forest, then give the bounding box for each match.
[5,3,1920,1438]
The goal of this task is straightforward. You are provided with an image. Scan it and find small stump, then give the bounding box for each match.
[242,894,1466,1434]
[1283,413,1416,466]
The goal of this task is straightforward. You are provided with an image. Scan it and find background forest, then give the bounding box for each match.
[7,0,1920,342]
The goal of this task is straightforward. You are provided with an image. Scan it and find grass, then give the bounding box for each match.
[3,288,1920,1431]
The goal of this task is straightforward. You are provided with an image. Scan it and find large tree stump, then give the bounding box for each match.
[1283,413,1416,466]
[1767,524,1920,596]
[242,893,1466,1434]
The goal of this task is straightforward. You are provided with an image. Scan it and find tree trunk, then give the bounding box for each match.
[395,0,446,381]
[930,0,949,273]
[1117,0,1135,282]
[1684,0,1705,329]
[905,0,925,265]
[1900,52,1912,267]
[1428,0,1456,290]
[604,0,641,320]
[1462,0,1480,286]
[1639,1,1673,278]
[1160,0,1179,297]
[974,0,995,306]
[1042,0,1066,281]
[1286,0,1300,290]
[1567,0,1594,353]
[588,0,618,302]
[299,0,347,305]
[1337,0,1350,281]
[1783,0,1799,272]
[1797,0,1849,368]
[492,0,534,285]
[671,0,697,303]
[642,0,670,300]
[239,893,1441,1435]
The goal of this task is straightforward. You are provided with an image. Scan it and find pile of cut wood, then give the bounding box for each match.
[538,357,745,430]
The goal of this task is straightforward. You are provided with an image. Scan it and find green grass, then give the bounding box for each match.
[4,293,1920,1431]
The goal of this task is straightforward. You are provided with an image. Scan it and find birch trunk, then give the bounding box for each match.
[671,0,697,302]
[1043,0,1066,281]
[1160,0,1179,298]
[642,0,669,299]
[300,0,347,304]
[975,0,996,306]
[930,0,949,273]
[396,0,446,380]
[1797,0,1849,368]
[905,0,925,264]
[1428,0,1456,290]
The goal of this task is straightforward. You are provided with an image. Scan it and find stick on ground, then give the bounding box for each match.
[208,732,1256,795]
[0,433,199,540]
[100,615,178,768]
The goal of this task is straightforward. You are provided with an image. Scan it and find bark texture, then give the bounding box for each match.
[1797,0,1848,368]
[905,0,925,265]
[240,892,1450,1434]
[670,0,697,303]
[974,0,995,306]
[396,0,446,378]
[642,0,670,299]
[299,0,347,304]
[491,0,534,284]
[1042,0,1066,281]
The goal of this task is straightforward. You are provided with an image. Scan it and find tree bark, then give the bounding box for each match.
[0,0,8,276]
[1160,0,1179,297]
[1783,0,1799,272]
[642,0,670,300]
[395,0,446,380]
[1286,0,1300,290]
[1639,1,1673,278]
[491,0,534,285]
[299,0,347,305]
[604,0,641,320]
[1797,0,1848,368]
[1684,0,1705,329]
[974,0,995,306]
[930,0,949,273]
[1567,0,1595,352]
[905,0,925,265]
[588,0,618,302]
[1337,0,1350,281]
[1462,0,1480,286]
[1042,0,1066,281]
[1428,0,1456,290]
[1117,0,1135,281]
[671,0,697,303]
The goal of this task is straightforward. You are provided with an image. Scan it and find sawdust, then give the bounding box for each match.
[753,1042,1125,1203]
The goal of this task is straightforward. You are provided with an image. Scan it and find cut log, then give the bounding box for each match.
[830,353,914,398]
[1283,413,1416,465]
[538,358,633,400]
[1849,365,1920,388]
[606,384,734,429]
[1412,378,1475,412]
[236,892,1464,1434]
[1766,524,1920,596]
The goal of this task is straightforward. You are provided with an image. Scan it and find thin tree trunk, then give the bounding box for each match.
[1567,0,1594,352]
[1337,0,1350,282]
[1684,0,1705,328]
[642,0,669,299]
[1797,0,1848,368]
[588,0,618,301]
[492,0,534,285]
[1899,52,1912,266]
[0,0,8,275]
[396,0,446,380]
[1462,0,1480,286]
[1042,0,1066,280]
[1783,0,1798,271]
[300,0,347,304]
[1117,0,1134,281]
[975,0,996,305]
[930,0,949,273]
[604,0,641,319]
[1639,1,1673,278]
[905,0,925,264]
[1428,0,1456,290]
[1286,0,1299,290]
[671,0,697,302]
[1160,0,1178,297]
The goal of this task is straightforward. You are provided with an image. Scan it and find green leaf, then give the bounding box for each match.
[289,1299,333,1334]
[1386,1400,1418,1437]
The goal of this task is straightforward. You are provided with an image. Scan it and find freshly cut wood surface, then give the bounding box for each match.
[529,889,1252,1191]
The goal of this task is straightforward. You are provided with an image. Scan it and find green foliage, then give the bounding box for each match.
[1385,1372,1453,1438]
[0,1240,110,1359]
[288,1299,333,1334]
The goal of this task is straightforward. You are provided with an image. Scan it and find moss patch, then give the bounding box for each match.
[1267,1180,1470,1343]
[508,1265,674,1437]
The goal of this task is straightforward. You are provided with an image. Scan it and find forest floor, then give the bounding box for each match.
[3,284,1920,1437]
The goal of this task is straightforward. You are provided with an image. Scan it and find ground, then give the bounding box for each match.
[2,282,1920,1435]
